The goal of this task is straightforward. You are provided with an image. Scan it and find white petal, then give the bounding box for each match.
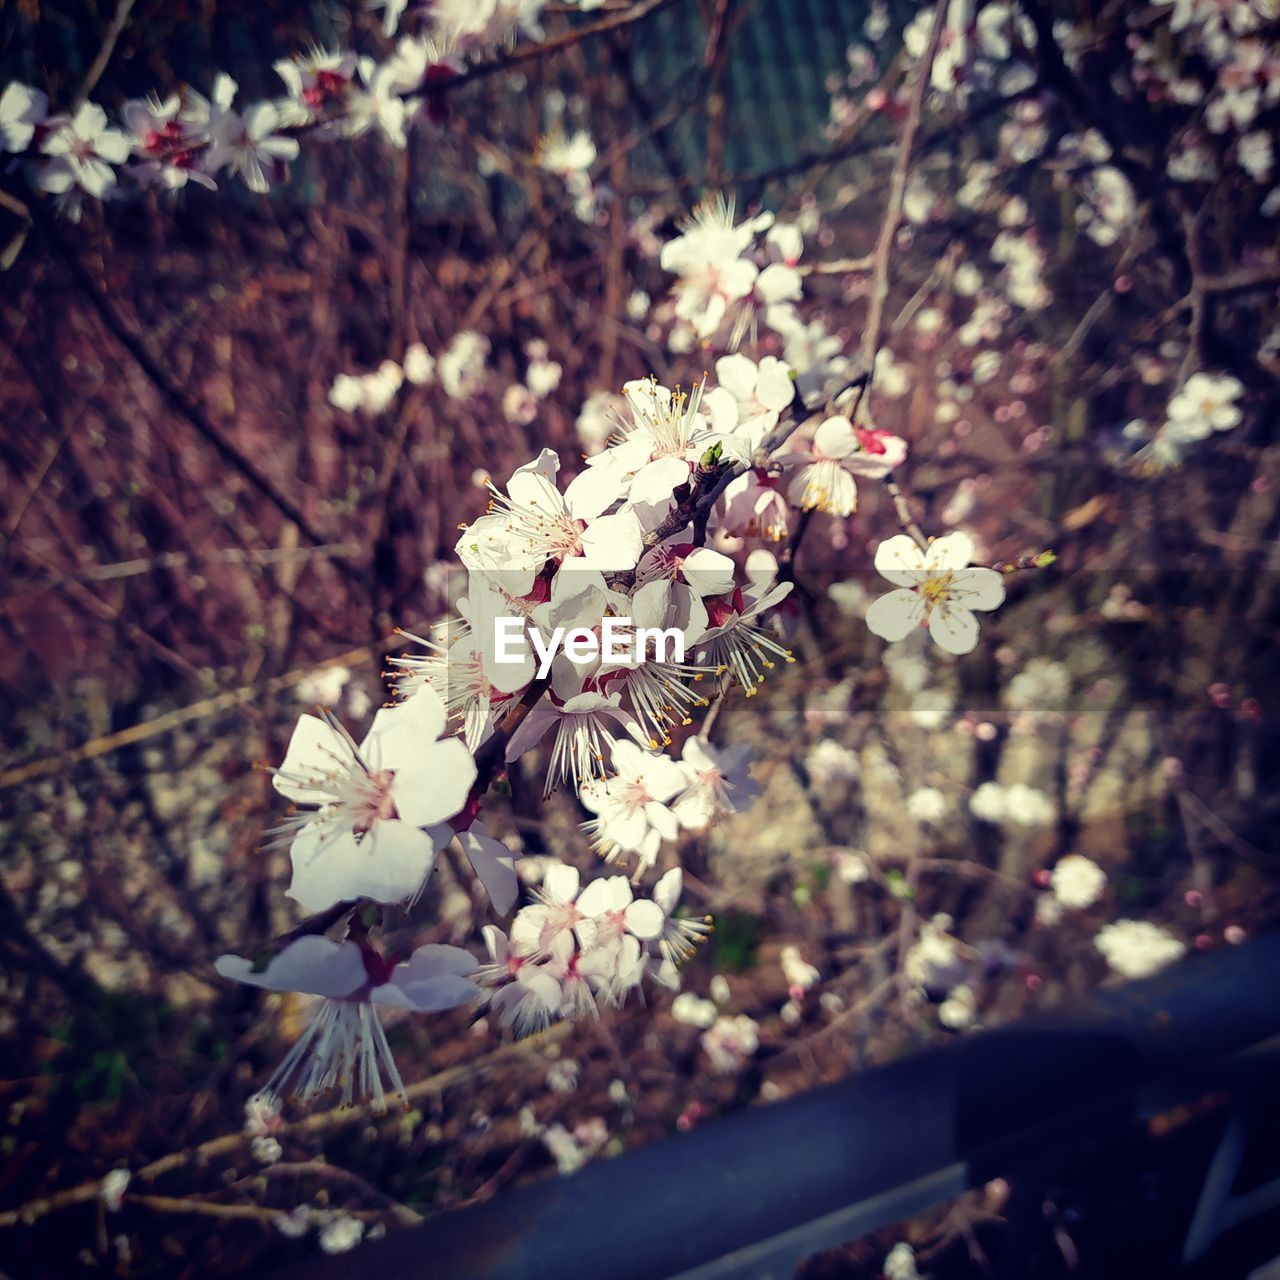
[577,512,643,571]
[948,566,1005,612]
[624,899,665,940]
[865,588,926,642]
[274,714,351,804]
[577,876,630,916]
[928,603,981,655]
[813,415,857,459]
[925,531,975,572]
[457,826,519,915]
[682,547,736,597]
[391,738,477,826]
[653,867,682,914]
[873,534,928,586]
[214,936,366,996]
[543,861,580,904]
[287,819,436,911]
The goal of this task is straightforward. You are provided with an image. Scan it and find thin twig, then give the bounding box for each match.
[72,0,139,111]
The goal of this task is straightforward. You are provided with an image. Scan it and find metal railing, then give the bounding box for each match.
[267,932,1280,1280]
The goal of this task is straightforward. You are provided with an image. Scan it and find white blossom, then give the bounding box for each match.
[866,532,1005,656]
[1050,854,1107,909]
[1095,920,1186,979]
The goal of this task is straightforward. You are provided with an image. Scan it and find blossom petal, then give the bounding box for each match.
[948,566,1005,612]
[928,603,981,655]
[391,738,477,827]
[274,713,352,804]
[624,899,665,940]
[214,936,367,997]
[873,534,928,585]
[288,819,437,911]
[925,531,975,572]
[457,825,519,915]
[813,415,857,460]
[865,588,926,642]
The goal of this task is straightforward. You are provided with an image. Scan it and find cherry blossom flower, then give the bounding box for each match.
[716,469,790,541]
[269,690,476,911]
[100,1169,130,1212]
[597,378,717,512]
[1162,371,1244,442]
[319,1216,365,1255]
[37,102,131,200]
[215,936,479,1109]
[703,352,796,456]
[580,740,687,870]
[536,128,596,178]
[671,737,760,831]
[1095,919,1186,979]
[505,688,639,795]
[660,197,768,341]
[1050,854,1107,908]
[784,416,908,517]
[460,449,642,577]
[701,1013,759,1073]
[696,580,796,695]
[209,100,301,193]
[865,532,1005,656]
[122,94,216,191]
[273,49,357,127]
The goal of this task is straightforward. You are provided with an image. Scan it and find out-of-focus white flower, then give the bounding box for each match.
[904,915,963,990]
[329,373,364,413]
[805,739,859,788]
[1239,130,1274,182]
[576,389,623,455]
[537,127,596,177]
[296,664,351,705]
[907,786,948,825]
[100,1168,130,1212]
[866,532,1005,656]
[1003,783,1054,827]
[671,991,719,1028]
[660,196,768,341]
[672,737,760,830]
[209,100,299,194]
[884,1241,920,1280]
[701,1013,760,1073]
[1051,854,1107,908]
[403,342,435,385]
[273,49,357,127]
[252,1136,283,1164]
[1162,372,1244,442]
[37,102,131,200]
[1095,920,1186,979]
[546,1057,580,1093]
[780,945,819,994]
[319,1215,364,1255]
[526,357,562,400]
[938,983,977,1030]
[439,330,491,399]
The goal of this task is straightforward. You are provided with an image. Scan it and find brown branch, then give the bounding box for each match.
[859,0,949,381]
[38,217,352,574]
[0,1025,570,1230]
[72,0,139,112]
